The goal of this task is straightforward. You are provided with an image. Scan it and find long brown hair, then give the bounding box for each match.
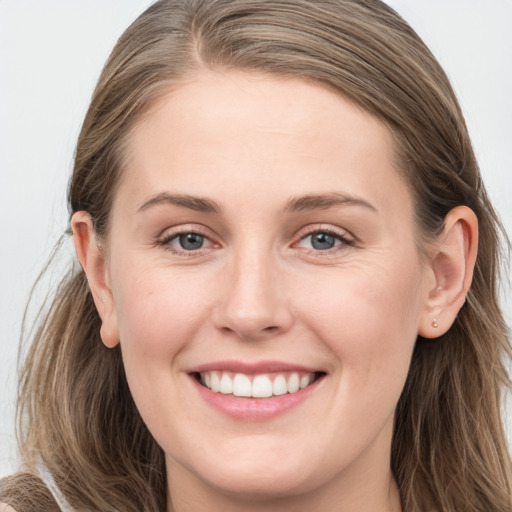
[3,1,510,511]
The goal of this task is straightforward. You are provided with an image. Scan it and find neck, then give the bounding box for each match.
[166,454,402,512]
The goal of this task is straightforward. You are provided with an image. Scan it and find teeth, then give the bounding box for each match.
[210,372,220,392]
[252,375,273,398]
[233,373,252,397]
[199,371,318,397]
[287,372,300,393]
[219,373,233,394]
[300,374,312,389]
[272,375,288,396]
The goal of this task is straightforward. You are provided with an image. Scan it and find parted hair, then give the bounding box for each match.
[2,1,510,511]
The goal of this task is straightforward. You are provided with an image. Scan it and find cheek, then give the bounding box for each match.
[109,262,218,436]
[111,260,215,364]
[295,255,423,386]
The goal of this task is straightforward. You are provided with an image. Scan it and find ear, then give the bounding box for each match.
[418,206,478,339]
[71,211,119,348]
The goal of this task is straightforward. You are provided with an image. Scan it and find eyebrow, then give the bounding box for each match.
[136,191,377,215]
[137,193,222,214]
[283,192,378,213]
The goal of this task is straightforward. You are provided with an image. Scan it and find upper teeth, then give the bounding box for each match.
[200,371,315,398]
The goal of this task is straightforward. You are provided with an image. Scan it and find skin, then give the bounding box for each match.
[73,71,478,512]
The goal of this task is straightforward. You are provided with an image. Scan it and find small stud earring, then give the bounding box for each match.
[432,319,439,328]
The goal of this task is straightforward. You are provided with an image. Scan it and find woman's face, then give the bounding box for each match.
[100,72,433,504]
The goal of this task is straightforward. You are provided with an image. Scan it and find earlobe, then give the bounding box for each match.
[71,211,120,348]
[419,206,478,339]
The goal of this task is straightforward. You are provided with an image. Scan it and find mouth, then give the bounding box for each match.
[192,370,325,398]
[188,361,326,419]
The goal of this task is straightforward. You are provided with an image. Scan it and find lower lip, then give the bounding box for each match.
[190,374,324,420]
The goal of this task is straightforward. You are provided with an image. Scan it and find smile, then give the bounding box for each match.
[189,362,326,419]
[197,371,320,398]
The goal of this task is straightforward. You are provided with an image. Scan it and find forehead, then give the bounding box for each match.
[117,71,412,220]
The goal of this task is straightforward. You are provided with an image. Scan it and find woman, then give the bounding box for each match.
[1,0,510,511]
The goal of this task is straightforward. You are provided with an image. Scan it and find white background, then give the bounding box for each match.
[1,1,511,478]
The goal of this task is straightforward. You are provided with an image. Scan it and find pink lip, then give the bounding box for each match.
[187,361,325,421]
[188,360,320,374]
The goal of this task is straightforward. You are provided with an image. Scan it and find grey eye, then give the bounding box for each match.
[178,233,205,250]
[310,232,337,250]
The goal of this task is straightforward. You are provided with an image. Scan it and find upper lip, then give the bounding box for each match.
[188,360,323,374]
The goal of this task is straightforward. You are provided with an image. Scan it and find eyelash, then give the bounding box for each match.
[156,227,215,255]
[294,227,355,254]
[155,226,355,256]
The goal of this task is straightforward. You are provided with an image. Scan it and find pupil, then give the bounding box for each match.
[311,232,335,250]
[179,233,204,250]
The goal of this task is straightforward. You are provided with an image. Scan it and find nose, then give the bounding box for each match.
[213,247,294,342]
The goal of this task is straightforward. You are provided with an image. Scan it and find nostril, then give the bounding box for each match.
[218,322,283,341]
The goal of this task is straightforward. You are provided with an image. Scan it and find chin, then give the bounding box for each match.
[198,464,316,500]
[175,441,335,501]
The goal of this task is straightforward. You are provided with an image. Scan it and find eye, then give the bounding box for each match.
[156,229,217,254]
[176,233,205,251]
[307,232,339,250]
[295,229,354,252]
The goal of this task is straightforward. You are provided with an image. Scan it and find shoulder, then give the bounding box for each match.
[0,472,60,512]
[0,503,18,512]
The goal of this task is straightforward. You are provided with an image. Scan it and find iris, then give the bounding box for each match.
[179,233,204,250]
